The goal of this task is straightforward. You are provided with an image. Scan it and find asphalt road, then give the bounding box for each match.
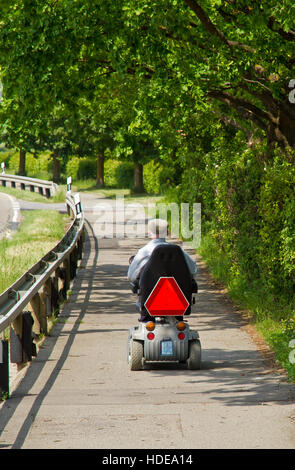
[0,192,294,449]
[0,192,20,239]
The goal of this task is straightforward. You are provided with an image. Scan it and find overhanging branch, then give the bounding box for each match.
[183,0,255,52]
[208,89,269,131]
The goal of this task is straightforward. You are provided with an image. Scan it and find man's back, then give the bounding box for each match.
[127,238,197,283]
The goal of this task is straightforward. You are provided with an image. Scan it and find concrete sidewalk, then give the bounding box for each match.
[0,192,295,449]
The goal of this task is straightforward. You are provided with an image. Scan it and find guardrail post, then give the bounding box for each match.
[57,267,67,300]
[51,273,59,313]
[62,258,71,294]
[43,278,52,317]
[70,248,78,279]
[77,234,83,260]
[10,315,23,363]
[29,293,47,336]
[10,312,36,363]
[22,311,36,362]
[0,340,9,398]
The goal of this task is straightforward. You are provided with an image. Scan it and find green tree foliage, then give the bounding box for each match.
[0,2,295,352]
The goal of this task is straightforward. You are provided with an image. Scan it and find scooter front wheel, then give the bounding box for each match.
[128,339,144,371]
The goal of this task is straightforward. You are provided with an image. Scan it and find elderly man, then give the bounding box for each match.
[127,218,198,321]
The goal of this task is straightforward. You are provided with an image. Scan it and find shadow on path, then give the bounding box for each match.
[0,220,97,448]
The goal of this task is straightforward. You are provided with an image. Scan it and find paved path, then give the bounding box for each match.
[0,192,64,240]
[18,200,65,212]
[0,192,295,449]
[0,193,20,239]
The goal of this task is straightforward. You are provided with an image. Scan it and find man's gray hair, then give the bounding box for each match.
[148,218,169,237]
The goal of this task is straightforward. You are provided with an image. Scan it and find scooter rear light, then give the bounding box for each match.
[178,332,185,340]
[147,332,155,340]
[176,321,186,331]
[146,321,155,331]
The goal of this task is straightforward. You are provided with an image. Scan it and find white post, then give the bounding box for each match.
[67,176,72,193]
[73,193,82,218]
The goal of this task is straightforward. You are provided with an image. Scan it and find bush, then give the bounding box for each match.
[65,156,80,180]
[77,158,96,180]
[104,159,120,187]
[66,156,134,188]
[1,149,52,179]
[170,137,295,316]
[66,156,96,180]
[143,160,162,194]
[115,161,134,188]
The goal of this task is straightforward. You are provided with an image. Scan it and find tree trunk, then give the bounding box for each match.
[276,104,295,148]
[134,162,144,193]
[209,89,295,149]
[52,149,60,183]
[18,149,26,176]
[96,153,105,187]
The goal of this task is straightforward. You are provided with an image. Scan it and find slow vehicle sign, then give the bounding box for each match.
[144,277,189,316]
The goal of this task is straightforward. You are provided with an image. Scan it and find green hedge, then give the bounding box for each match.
[166,139,295,377]
[65,157,134,188]
[164,138,295,380]
[65,155,162,192]
[173,143,295,310]
[0,150,52,180]
[66,156,96,181]
[1,150,165,193]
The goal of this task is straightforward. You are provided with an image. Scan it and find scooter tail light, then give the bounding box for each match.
[147,332,155,340]
[146,321,155,331]
[178,332,185,340]
[176,321,186,331]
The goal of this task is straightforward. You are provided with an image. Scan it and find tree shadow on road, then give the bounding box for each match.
[142,346,295,407]
[0,221,99,448]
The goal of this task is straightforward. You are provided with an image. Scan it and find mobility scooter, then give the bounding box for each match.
[127,243,201,370]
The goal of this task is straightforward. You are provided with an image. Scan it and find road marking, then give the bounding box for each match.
[0,193,21,235]
[3,193,21,223]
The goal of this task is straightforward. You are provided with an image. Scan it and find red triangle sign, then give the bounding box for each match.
[144,277,189,316]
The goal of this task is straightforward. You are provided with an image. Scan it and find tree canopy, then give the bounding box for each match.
[0,1,294,154]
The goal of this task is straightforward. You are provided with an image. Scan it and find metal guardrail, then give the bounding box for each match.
[0,173,58,198]
[0,180,84,397]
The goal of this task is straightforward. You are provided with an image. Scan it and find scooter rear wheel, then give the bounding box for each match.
[129,339,144,371]
[187,339,201,370]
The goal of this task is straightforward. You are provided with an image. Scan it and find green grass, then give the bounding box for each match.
[1,174,162,205]
[0,186,66,204]
[198,231,295,381]
[71,178,123,194]
[72,179,164,205]
[0,210,69,294]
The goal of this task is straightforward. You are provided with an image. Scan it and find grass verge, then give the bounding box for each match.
[0,186,66,204]
[198,231,295,382]
[0,210,69,294]
[72,179,163,203]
